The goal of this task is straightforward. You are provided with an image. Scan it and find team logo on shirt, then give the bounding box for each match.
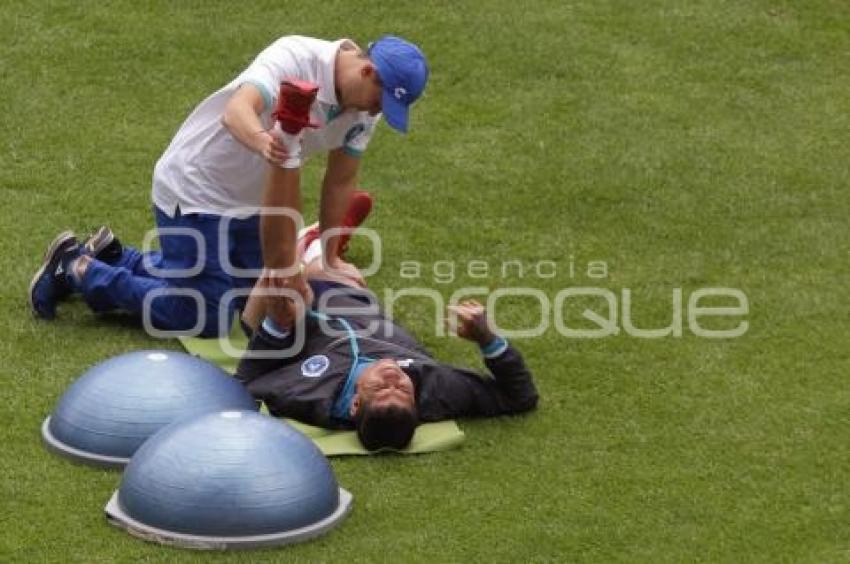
[301,355,330,378]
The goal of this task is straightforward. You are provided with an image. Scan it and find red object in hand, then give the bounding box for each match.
[272,79,320,134]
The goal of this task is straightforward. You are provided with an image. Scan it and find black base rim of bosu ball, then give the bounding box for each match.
[103,488,354,550]
[41,416,130,469]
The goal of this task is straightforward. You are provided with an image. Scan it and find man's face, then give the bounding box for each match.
[352,64,384,116]
[353,359,415,414]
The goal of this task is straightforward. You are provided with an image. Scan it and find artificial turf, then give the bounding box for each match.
[2,1,848,561]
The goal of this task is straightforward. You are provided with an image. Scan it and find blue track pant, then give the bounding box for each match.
[79,207,262,337]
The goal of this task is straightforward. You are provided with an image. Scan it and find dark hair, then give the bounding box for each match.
[355,402,418,451]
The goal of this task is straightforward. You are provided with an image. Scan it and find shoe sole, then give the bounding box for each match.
[85,225,115,255]
[29,230,76,318]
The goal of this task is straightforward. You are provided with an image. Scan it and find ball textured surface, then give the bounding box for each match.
[45,350,257,464]
[116,410,342,537]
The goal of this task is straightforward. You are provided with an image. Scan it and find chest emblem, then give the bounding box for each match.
[301,355,330,378]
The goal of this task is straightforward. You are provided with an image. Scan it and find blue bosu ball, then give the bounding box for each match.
[105,410,352,549]
[42,350,258,468]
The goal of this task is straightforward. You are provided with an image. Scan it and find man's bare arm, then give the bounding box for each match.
[221,84,288,165]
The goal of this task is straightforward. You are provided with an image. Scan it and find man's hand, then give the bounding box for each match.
[447,299,496,346]
[253,130,288,166]
[254,127,302,168]
[262,269,313,329]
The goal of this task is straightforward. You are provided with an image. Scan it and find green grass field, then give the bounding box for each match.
[2,1,849,561]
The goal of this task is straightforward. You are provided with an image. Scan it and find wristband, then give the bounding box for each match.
[261,316,292,341]
[480,336,508,359]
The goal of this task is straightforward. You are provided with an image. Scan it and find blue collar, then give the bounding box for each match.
[331,355,375,421]
[308,310,376,422]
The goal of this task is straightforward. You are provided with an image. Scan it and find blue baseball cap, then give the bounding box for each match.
[368,36,429,133]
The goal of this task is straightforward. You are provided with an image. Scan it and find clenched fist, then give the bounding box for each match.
[447,299,496,346]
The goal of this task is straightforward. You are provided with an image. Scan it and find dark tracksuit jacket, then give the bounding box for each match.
[236,283,538,430]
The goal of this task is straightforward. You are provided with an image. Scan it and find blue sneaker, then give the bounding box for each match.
[29,231,80,320]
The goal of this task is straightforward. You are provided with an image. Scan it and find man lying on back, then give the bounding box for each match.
[236,224,538,451]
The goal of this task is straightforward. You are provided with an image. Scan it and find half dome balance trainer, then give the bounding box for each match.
[104,410,353,550]
[42,350,258,468]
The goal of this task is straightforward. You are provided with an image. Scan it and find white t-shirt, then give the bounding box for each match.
[152,36,380,218]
